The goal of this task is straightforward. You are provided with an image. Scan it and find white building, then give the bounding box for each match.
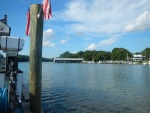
[133,54,144,61]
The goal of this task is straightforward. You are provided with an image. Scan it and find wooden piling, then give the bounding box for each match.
[29,4,43,113]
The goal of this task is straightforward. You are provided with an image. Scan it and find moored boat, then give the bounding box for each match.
[0,15,25,113]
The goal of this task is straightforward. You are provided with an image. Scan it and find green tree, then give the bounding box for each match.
[58,48,133,62]
[18,55,29,62]
[94,51,111,62]
[70,53,78,58]
[17,55,52,62]
[77,51,84,58]
[142,48,150,60]
[60,51,71,58]
[83,50,93,61]
[111,48,132,60]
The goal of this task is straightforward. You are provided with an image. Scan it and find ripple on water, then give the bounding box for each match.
[19,63,150,113]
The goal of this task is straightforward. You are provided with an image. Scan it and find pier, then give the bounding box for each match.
[54,58,84,63]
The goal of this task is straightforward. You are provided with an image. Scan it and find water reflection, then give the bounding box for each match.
[19,63,150,113]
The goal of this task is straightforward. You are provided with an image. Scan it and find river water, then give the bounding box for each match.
[19,62,150,113]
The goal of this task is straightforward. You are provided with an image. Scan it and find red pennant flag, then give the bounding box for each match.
[42,0,52,20]
[25,9,30,36]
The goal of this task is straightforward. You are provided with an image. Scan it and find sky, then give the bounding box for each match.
[0,0,150,58]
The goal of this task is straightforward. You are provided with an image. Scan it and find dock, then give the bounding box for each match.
[22,85,29,102]
[22,85,44,113]
[22,85,31,113]
[54,58,84,63]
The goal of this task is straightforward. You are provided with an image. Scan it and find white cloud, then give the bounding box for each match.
[86,44,97,50]
[84,37,92,40]
[124,11,150,32]
[48,0,150,50]
[75,31,85,36]
[43,29,56,47]
[61,0,150,34]
[60,39,68,44]
[86,35,119,50]
[99,36,119,46]
[43,29,56,40]
[43,41,55,47]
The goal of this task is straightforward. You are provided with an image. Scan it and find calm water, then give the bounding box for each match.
[19,62,150,113]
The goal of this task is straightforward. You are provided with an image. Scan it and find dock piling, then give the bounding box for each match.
[29,4,43,113]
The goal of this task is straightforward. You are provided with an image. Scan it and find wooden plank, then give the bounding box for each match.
[22,85,29,102]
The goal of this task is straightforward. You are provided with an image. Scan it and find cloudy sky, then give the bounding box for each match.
[0,0,150,58]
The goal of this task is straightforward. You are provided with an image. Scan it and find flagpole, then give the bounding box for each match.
[29,4,43,113]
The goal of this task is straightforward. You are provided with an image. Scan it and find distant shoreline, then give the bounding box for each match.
[18,55,53,62]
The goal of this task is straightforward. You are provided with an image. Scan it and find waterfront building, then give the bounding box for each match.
[133,53,145,61]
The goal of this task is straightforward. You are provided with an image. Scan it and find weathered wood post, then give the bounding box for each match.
[29,4,43,113]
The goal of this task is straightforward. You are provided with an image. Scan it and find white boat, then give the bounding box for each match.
[143,62,147,65]
[87,61,95,64]
[0,36,24,112]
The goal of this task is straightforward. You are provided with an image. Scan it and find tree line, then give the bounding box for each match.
[59,48,150,62]
[18,55,53,62]
[0,54,53,62]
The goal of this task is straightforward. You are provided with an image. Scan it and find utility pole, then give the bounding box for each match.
[29,4,43,113]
